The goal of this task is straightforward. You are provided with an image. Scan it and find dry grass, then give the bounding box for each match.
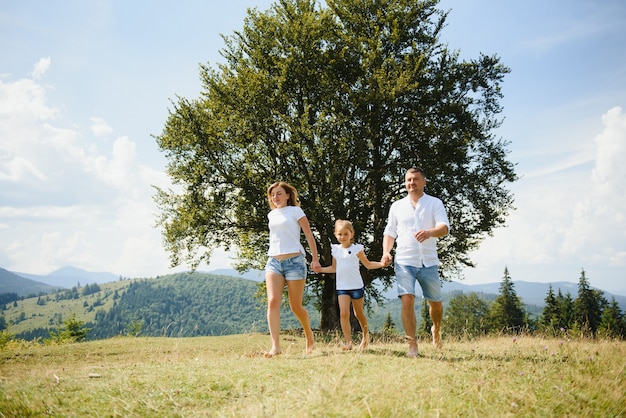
[1,333,625,417]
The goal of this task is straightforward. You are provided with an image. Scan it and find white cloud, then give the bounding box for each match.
[90,117,113,137]
[31,57,51,79]
[562,106,626,263]
[0,78,56,122]
[0,64,174,277]
[0,155,47,182]
[463,106,626,288]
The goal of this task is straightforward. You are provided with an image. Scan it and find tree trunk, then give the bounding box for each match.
[318,275,340,330]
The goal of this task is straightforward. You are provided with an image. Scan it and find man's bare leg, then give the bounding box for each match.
[401,294,418,357]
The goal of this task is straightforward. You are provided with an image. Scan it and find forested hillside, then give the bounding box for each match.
[4,264,625,342]
[88,273,295,339]
[4,273,322,341]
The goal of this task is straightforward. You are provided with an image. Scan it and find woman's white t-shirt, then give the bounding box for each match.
[267,206,306,256]
[331,243,365,290]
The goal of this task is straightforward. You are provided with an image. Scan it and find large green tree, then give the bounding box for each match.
[155,0,517,330]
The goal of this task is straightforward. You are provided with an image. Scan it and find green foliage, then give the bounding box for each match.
[381,311,396,336]
[81,283,101,296]
[0,292,20,305]
[0,329,13,348]
[445,292,490,338]
[155,0,517,330]
[126,319,144,337]
[573,269,607,337]
[418,299,431,337]
[487,267,526,333]
[598,297,625,339]
[87,273,317,339]
[46,313,90,344]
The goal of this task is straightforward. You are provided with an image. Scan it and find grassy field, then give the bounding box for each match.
[1,333,624,417]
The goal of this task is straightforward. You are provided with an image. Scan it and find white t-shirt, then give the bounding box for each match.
[267,205,306,256]
[331,243,365,290]
[383,194,450,267]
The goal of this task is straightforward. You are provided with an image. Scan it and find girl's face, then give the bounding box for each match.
[334,228,353,247]
[270,186,289,208]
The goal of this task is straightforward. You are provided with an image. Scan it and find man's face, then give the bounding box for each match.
[405,171,426,193]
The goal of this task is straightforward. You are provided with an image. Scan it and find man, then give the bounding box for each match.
[381,167,450,357]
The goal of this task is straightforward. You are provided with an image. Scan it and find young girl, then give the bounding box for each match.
[316,220,388,350]
[264,181,320,356]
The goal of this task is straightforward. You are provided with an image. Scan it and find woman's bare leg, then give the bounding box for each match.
[265,272,285,356]
[286,279,315,353]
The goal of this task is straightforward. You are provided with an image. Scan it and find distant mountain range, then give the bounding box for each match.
[1,266,119,296]
[0,267,59,295]
[2,266,625,310]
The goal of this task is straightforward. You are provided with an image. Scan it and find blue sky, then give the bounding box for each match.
[1,1,625,295]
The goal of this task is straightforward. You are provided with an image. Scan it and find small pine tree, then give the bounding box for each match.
[47,313,90,344]
[598,297,624,339]
[487,267,525,334]
[382,312,396,336]
[540,284,560,334]
[573,269,606,337]
[418,299,432,337]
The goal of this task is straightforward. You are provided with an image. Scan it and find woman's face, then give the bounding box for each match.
[270,186,289,208]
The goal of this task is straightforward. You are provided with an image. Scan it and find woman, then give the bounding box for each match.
[264,181,320,356]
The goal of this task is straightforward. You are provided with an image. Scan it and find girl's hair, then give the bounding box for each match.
[334,219,355,242]
[267,181,301,209]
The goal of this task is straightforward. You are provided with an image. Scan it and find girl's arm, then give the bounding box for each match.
[357,251,386,270]
[317,257,337,274]
[298,215,320,271]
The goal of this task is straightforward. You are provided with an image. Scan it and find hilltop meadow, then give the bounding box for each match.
[1,332,625,417]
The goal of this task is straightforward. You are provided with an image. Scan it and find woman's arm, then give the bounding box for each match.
[298,216,320,271]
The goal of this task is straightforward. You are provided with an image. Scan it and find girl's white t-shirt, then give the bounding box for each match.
[267,206,306,256]
[331,243,365,290]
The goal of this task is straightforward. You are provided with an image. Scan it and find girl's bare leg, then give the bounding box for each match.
[338,295,353,350]
[352,297,369,349]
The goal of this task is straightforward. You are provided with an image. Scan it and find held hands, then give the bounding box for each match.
[310,259,322,273]
[380,253,393,267]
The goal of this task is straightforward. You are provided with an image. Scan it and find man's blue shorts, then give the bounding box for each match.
[395,263,442,302]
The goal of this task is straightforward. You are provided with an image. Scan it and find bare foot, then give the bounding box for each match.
[263,348,282,358]
[431,325,442,349]
[342,343,353,351]
[406,336,418,358]
[359,333,369,350]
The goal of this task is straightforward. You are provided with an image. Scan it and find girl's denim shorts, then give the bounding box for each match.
[337,287,365,299]
[265,254,306,280]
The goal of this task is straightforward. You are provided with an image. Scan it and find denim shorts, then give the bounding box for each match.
[265,254,306,281]
[395,263,442,302]
[337,287,365,299]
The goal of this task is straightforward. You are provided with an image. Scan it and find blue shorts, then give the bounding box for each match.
[337,288,365,299]
[265,254,306,281]
[395,263,442,302]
